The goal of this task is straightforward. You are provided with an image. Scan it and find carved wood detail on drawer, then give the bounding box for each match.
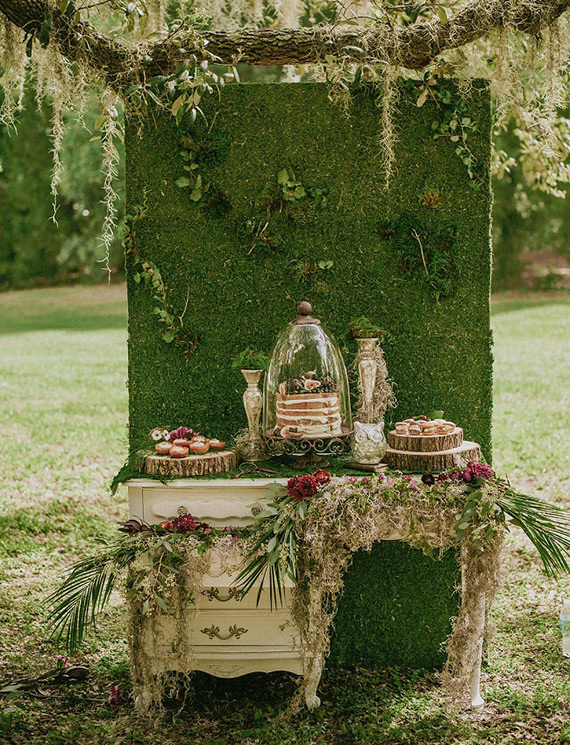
[200,587,246,603]
[200,624,249,640]
[152,610,298,647]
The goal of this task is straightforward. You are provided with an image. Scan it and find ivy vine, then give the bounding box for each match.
[404,74,486,190]
[123,201,199,356]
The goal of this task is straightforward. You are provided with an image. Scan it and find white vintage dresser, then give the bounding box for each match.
[126,478,311,698]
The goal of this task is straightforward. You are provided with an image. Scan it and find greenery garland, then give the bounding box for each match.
[46,460,570,710]
[48,463,570,653]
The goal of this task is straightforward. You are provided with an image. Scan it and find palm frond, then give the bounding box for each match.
[46,537,141,652]
[498,489,570,576]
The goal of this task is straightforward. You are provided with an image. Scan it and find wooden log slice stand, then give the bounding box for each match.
[388,428,463,453]
[385,440,481,473]
[143,450,238,477]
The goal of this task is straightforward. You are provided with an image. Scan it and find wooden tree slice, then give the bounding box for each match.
[143,450,238,477]
[388,428,463,453]
[384,441,481,473]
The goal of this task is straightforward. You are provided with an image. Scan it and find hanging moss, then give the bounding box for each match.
[125,80,492,669]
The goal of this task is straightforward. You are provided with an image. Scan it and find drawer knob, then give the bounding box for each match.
[200,624,248,640]
[251,505,261,516]
[177,505,188,516]
[201,587,246,603]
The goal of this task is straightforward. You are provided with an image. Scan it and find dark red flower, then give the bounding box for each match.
[448,470,463,482]
[162,513,211,534]
[287,474,319,501]
[108,683,123,708]
[421,472,435,486]
[313,469,331,485]
[167,426,198,442]
[463,461,494,481]
[437,472,449,482]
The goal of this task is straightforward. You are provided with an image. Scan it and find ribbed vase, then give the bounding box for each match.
[241,369,263,458]
[356,337,378,421]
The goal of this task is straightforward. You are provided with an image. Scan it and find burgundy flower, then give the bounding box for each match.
[162,513,210,534]
[167,426,198,442]
[448,470,463,482]
[108,683,123,709]
[437,472,449,482]
[287,475,319,501]
[421,472,435,486]
[464,461,494,481]
[313,469,331,485]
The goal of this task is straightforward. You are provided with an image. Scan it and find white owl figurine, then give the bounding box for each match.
[352,421,387,464]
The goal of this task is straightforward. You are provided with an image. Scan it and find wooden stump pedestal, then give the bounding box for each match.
[143,450,238,477]
[385,440,481,472]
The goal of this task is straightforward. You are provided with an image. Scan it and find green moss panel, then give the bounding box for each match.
[329,543,460,669]
[125,81,491,668]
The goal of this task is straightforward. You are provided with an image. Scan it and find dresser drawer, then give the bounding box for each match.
[153,608,298,648]
[128,478,288,527]
[197,584,293,611]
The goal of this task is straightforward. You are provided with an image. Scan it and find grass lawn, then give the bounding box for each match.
[0,286,569,745]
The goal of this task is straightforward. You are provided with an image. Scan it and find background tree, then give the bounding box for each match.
[0,0,568,287]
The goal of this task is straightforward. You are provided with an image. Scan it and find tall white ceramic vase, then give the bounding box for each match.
[241,369,263,460]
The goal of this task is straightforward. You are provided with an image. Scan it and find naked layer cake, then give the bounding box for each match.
[276,391,342,438]
[274,370,343,438]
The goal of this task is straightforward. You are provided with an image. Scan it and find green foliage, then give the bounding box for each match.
[497,488,570,576]
[235,484,298,609]
[0,91,124,289]
[404,74,487,190]
[46,535,141,652]
[257,167,329,213]
[492,120,570,291]
[125,46,239,126]
[377,211,458,300]
[231,348,269,372]
[348,316,386,339]
[47,522,240,652]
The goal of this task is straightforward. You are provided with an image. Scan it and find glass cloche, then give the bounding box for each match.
[263,302,352,446]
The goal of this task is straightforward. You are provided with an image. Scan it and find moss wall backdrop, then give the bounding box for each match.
[125,81,492,668]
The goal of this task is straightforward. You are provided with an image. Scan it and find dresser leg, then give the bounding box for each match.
[470,637,484,710]
[304,658,322,710]
[134,687,153,714]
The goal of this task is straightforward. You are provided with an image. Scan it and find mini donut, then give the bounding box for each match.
[408,424,421,435]
[438,422,455,434]
[208,439,226,450]
[155,441,172,455]
[416,415,429,421]
[422,426,437,435]
[170,445,189,458]
[395,422,408,433]
[189,441,210,454]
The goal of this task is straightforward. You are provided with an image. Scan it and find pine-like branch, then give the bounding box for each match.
[0,0,568,89]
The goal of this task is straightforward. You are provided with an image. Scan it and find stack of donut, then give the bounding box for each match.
[155,435,226,458]
[394,415,456,437]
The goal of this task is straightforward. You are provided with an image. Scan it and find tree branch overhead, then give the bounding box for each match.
[0,0,569,89]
